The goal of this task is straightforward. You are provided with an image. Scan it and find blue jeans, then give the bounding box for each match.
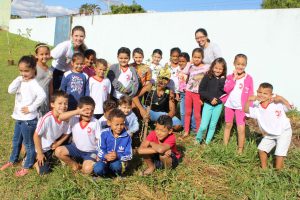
[149,110,182,126]
[196,103,223,144]
[93,160,123,176]
[180,92,196,129]
[9,119,37,168]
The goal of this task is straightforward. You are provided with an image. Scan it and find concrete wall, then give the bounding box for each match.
[9,9,300,107]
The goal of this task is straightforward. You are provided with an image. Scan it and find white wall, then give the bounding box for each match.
[9,9,300,108]
[9,17,56,45]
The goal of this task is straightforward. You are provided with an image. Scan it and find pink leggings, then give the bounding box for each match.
[184,91,201,133]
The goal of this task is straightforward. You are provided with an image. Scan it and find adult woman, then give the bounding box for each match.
[51,25,87,90]
[195,28,221,65]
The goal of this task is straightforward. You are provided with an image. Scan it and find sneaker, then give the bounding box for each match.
[15,168,29,177]
[0,162,13,171]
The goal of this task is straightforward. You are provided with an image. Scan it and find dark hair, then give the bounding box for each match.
[117,47,131,57]
[170,47,181,56]
[234,54,248,64]
[71,26,87,53]
[96,58,108,67]
[50,90,69,103]
[207,57,227,78]
[133,47,144,57]
[259,82,273,91]
[84,49,96,58]
[152,49,162,57]
[179,52,190,62]
[72,52,85,62]
[103,99,117,113]
[118,95,132,106]
[78,96,95,108]
[157,115,173,130]
[18,55,37,75]
[35,43,50,54]
[195,28,210,43]
[107,108,126,121]
[192,48,204,58]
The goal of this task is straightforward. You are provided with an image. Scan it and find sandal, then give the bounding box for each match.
[0,162,13,171]
[15,168,29,177]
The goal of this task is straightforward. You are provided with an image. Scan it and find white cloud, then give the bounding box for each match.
[12,0,76,18]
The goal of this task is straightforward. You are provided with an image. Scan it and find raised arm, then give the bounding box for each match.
[8,76,22,94]
[273,95,292,109]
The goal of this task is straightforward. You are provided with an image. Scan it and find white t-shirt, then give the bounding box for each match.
[203,42,222,65]
[149,63,163,83]
[87,77,111,114]
[36,111,69,152]
[68,116,101,152]
[249,102,291,136]
[51,40,74,72]
[168,65,180,93]
[225,76,246,109]
[113,67,132,99]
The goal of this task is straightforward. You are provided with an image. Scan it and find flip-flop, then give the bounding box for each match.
[15,168,29,177]
[0,162,13,171]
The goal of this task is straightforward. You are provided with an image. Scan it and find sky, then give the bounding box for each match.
[11,0,262,18]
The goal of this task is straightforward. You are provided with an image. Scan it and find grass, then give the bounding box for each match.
[0,30,300,200]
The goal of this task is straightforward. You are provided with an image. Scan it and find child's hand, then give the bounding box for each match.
[164,149,172,157]
[37,153,46,166]
[175,93,180,101]
[51,142,59,150]
[21,106,30,114]
[211,98,218,105]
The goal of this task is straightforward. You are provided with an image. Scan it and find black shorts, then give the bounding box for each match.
[152,152,179,169]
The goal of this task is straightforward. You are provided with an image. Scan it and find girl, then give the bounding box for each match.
[223,54,253,154]
[149,49,163,84]
[35,43,52,117]
[196,57,227,144]
[182,48,210,138]
[51,26,87,90]
[0,56,46,176]
[82,49,96,77]
[195,28,222,65]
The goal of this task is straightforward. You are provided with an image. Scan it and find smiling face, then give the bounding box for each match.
[109,117,125,136]
[155,123,172,141]
[234,57,247,75]
[35,47,50,65]
[119,104,132,116]
[51,96,68,116]
[71,30,85,48]
[19,62,35,80]
[79,104,94,122]
[95,63,107,78]
[213,62,224,77]
[118,53,130,68]
[257,87,273,103]
[133,52,144,65]
[84,54,96,68]
[178,56,188,69]
[72,57,84,73]
[192,51,203,66]
[195,32,208,47]
[170,51,180,65]
[152,53,162,65]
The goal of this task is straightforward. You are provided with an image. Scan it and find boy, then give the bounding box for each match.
[118,95,139,137]
[107,47,139,100]
[55,96,100,174]
[138,115,181,175]
[60,53,88,110]
[33,91,70,175]
[93,108,132,176]
[244,82,293,170]
[98,99,117,132]
[86,58,111,119]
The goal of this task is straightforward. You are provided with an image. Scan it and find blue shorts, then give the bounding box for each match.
[65,143,97,162]
[152,152,179,169]
[36,150,54,175]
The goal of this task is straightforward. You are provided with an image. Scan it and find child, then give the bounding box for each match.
[93,108,132,177]
[118,95,139,137]
[138,115,181,175]
[149,49,163,84]
[99,99,117,132]
[51,26,87,90]
[130,48,152,98]
[35,43,53,117]
[182,48,210,138]
[60,52,88,110]
[107,47,139,100]
[55,96,100,174]
[33,91,70,175]
[223,54,254,154]
[196,57,227,144]
[82,49,96,77]
[0,55,46,177]
[86,58,111,119]
[244,83,292,169]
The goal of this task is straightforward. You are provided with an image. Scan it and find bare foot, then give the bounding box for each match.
[140,167,155,176]
[179,132,189,140]
[237,147,243,155]
[71,163,81,171]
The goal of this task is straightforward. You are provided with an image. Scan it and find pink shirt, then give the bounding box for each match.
[146,130,181,159]
[82,66,96,77]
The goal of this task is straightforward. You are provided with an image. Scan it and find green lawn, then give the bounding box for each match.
[0,31,299,200]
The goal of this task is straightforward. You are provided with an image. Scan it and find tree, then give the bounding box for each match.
[79,3,101,15]
[110,1,146,14]
[261,0,300,9]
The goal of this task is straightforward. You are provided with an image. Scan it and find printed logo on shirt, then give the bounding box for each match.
[239,83,244,90]
[275,110,282,117]
[126,74,131,81]
[103,85,108,92]
[70,75,84,94]
[87,127,94,135]
[118,146,125,152]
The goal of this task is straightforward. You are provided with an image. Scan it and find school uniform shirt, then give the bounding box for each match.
[86,77,111,115]
[185,64,210,93]
[98,115,109,132]
[51,40,75,72]
[115,67,133,99]
[146,130,181,159]
[167,64,180,93]
[248,102,291,136]
[125,111,139,136]
[60,71,88,108]
[36,111,69,152]
[97,128,132,162]
[8,76,46,120]
[68,116,101,152]
[224,76,246,109]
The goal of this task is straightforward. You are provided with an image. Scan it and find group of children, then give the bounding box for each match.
[0,25,294,177]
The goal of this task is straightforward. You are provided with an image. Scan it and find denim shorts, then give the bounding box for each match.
[65,143,97,163]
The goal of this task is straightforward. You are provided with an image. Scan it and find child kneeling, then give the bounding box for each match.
[93,108,132,176]
[138,115,181,175]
